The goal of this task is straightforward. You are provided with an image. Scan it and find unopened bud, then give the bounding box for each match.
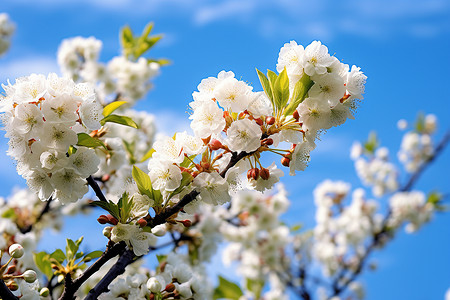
[209,139,223,151]
[165,283,176,293]
[6,265,16,274]
[180,220,192,227]
[107,215,118,225]
[293,110,300,121]
[151,224,167,237]
[247,168,259,180]
[265,116,275,125]
[260,168,270,180]
[97,215,109,224]
[255,118,263,126]
[149,294,155,300]
[9,244,24,259]
[23,270,37,283]
[281,157,290,167]
[147,277,163,293]
[40,287,50,297]
[265,138,273,146]
[7,281,18,291]
[137,218,147,228]
[101,174,110,182]
[103,226,112,238]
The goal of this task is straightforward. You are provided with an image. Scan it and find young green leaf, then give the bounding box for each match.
[50,249,66,263]
[77,133,107,150]
[65,239,79,261]
[100,114,138,129]
[140,148,155,162]
[33,252,53,279]
[132,165,154,200]
[256,68,274,104]
[213,276,243,300]
[102,101,128,117]
[83,250,103,261]
[284,73,313,116]
[274,67,290,108]
[91,200,120,220]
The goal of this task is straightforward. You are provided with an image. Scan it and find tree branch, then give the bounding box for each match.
[58,242,126,300]
[86,176,108,202]
[329,130,450,298]
[0,279,19,300]
[20,196,53,234]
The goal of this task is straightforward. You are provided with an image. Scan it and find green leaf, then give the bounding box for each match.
[132,166,153,198]
[169,172,194,200]
[274,67,290,109]
[1,207,16,219]
[213,276,243,300]
[427,191,442,205]
[118,192,133,223]
[141,22,154,38]
[84,250,103,261]
[102,101,128,117]
[284,73,314,116]
[33,252,53,279]
[140,148,155,162]
[291,223,303,232]
[123,139,137,165]
[156,254,167,264]
[50,249,66,263]
[77,133,106,149]
[180,154,197,168]
[100,114,138,129]
[246,278,264,300]
[147,58,171,66]
[364,131,379,155]
[91,200,120,220]
[135,35,163,58]
[66,239,79,261]
[267,70,278,108]
[256,68,273,105]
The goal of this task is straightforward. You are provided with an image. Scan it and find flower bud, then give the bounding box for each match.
[260,168,270,180]
[23,270,37,283]
[97,215,109,224]
[147,277,163,293]
[9,244,24,259]
[281,157,290,167]
[6,265,16,274]
[247,168,259,180]
[151,224,167,237]
[293,110,299,121]
[137,218,147,228]
[7,281,18,291]
[265,116,275,125]
[106,215,118,225]
[265,138,273,146]
[209,139,223,151]
[165,283,176,293]
[255,118,263,126]
[180,220,192,227]
[103,226,112,238]
[40,287,50,297]
[101,174,110,182]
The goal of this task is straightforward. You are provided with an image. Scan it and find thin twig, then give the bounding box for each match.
[0,279,19,300]
[86,176,108,202]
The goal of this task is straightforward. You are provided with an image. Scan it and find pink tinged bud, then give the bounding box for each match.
[260,168,270,180]
[293,110,300,121]
[107,215,118,225]
[180,220,192,227]
[209,139,223,151]
[247,168,259,180]
[6,265,16,274]
[9,244,24,259]
[281,157,290,167]
[137,218,148,228]
[265,116,275,125]
[7,281,18,291]
[101,174,110,182]
[165,283,176,293]
[97,215,109,224]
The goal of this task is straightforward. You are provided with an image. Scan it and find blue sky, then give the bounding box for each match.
[1,0,450,299]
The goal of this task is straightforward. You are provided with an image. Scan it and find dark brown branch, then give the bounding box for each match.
[86,176,108,202]
[58,242,126,300]
[0,279,19,300]
[85,249,135,300]
[329,130,450,298]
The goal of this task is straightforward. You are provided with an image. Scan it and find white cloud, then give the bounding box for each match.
[152,109,191,137]
[194,1,255,25]
[0,56,59,83]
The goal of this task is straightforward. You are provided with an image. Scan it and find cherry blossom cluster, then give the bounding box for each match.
[397,113,437,173]
[57,36,160,103]
[0,73,102,204]
[0,13,14,57]
[0,243,48,299]
[312,180,381,276]
[350,139,399,197]
[143,40,366,210]
[221,185,291,299]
